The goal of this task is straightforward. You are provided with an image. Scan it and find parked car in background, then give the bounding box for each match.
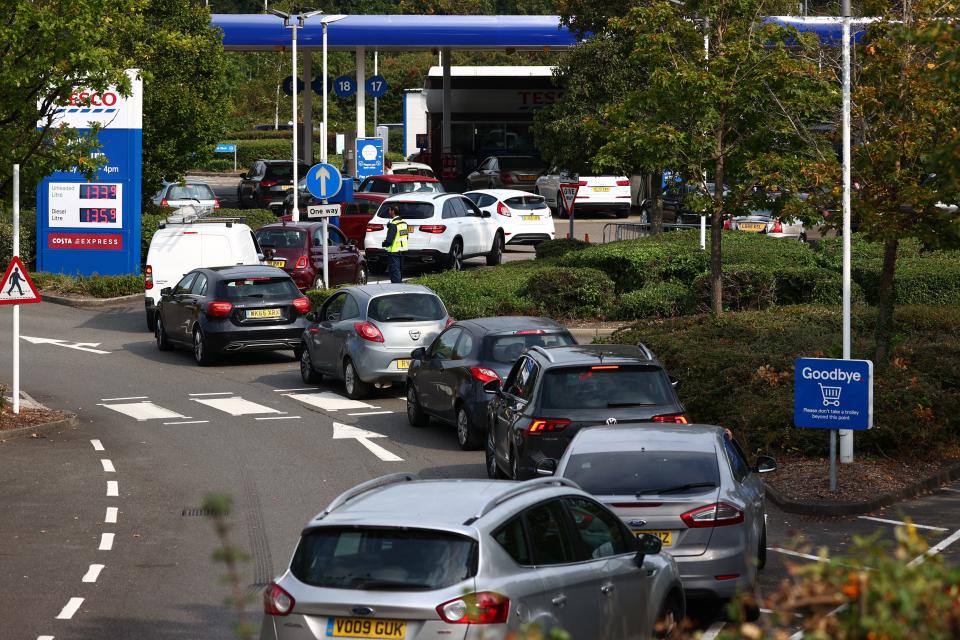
[364,194,505,272]
[725,209,806,241]
[356,174,444,204]
[485,344,687,481]
[154,265,310,365]
[464,189,555,246]
[552,424,776,615]
[386,160,435,178]
[406,317,576,450]
[238,160,310,212]
[151,181,219,210]
[298,284,450,399]
[255,222,366,290]
[536,173,631,219]
[465,155,546,193]
[260,474,685,640]
[281,180,380,245]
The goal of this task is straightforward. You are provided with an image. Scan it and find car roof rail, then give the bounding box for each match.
[636,342,654,361]
[314,472,418,521]
[527,345,554,362]
[462,477,581,525]
[432,193,448,200]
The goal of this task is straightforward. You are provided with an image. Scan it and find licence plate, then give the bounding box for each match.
[327,618,406,639]
[518,175,535,182]
[267,260,285,268]
[394,359,411,370]
[522,215,539,221]
[738,222,766,232]
[592,186,612,192]
[247,308,281,319]
[636,530,673,546]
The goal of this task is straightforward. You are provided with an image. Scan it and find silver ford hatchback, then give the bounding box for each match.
[260,475,685,640]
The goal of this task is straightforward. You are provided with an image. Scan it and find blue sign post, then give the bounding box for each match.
[355,138,384,181]
[214,143,237,170]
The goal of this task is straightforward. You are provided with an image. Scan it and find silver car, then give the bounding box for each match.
[299,284,450,399]
[550,425,776,609]
[151,180,219,210]
[260,474,685,640]
[727,208,805,241]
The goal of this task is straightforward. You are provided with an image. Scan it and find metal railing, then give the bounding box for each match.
[601,222,702,244]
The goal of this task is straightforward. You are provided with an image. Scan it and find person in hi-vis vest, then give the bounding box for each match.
[381,205,408,283]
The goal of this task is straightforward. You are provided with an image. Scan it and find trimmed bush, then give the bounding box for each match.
[521,267,614,319]
[855,254,960,306]
[306,288,338,311]
[692,266,777,312]
[534,237,591,260]
[719,230,818,269]
[0,208,37,269]
[616,281,692,319]
[813,234,924,270]
[33,272,144,297]
[411,263,544,320]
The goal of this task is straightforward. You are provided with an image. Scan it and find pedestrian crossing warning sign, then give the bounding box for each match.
[0,256,41,305]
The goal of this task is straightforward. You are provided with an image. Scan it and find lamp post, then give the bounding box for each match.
[320,14,346,165]
[839,0,854,471]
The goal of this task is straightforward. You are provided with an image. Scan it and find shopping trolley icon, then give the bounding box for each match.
[818,383,842,407]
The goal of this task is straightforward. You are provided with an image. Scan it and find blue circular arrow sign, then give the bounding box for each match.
[365,75,388,98]
[282,75,305,96]
[305,163,343,200]
[332,76,356,98]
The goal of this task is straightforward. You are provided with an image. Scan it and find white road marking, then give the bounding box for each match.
[273,387,316,392]
[191,396,281,416]
[768,547,829,563]
[858,516,948,531]
[162,420,209,425]
[286,391,378,412]
[105,507,118,524]
[81,564,105,583]
[332,422,403,462]
[909,528,960,567]
[188,392,234,396]
[100,396,148,402]
[255,415,301,421]
[941,487,960,493]
[37,636,55,639]
[98,401,187,421]
[789,604,847,639]
[22,335,110,354]
[99,533,115,551]
[90,439,104,451]
[761,608,803,619]
[100,459,115,473]
[55,597,84,620]
[106,481,119,497]
[700,621,727,639]
[348,410,393,416]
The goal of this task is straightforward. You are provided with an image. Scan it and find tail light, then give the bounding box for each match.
[292,297,310,314]
[204,301,233,317]
[354,321,384,342]
[771,219,783,233]
[160,198,169,207]
[145,265,153,290]
[515,329,545,335]
[470,367,501,383]
[366,223,385,232]
[500,173,515,184]
[652,413,689,424]
[528,418,571,434]
[436,592,509,625]
[418,225,447,234]
[681,502,745,528]
[263,583,295,616]
[260,180,278,188]
[294,255,308,269]
[496,201,511,217]
[578,180,588,186]
[616,179,630,186]
[723,219,732,230]
[445,317,456,328]
[214,198,221,209]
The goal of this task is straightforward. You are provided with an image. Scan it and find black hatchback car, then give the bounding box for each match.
[237,160,311,212]
[154,265,311,365]
[485,344,687,480]
[406,317,575,450]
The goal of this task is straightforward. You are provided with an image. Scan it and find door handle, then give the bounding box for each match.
[600,583,615,595]
[551,595,567,607]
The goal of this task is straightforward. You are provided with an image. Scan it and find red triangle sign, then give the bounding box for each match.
[558,182,580,217]
[0,256,41,305]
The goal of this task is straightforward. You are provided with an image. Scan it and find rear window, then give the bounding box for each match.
[368,294,446,322]
[564,451,720,496]
[499,157,544,171]
[394,181,443,194]
[256,228,306,248]
[264,163,309,180]
[504,195,546,210]
[375,202,436,220]
[541,365,674,410]
[290,527,478,591]
[219,276,299,300]
[485,332,575,364]
[167,184,215,200]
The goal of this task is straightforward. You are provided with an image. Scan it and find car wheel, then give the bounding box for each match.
[446,239,463,271]
[193,326,214,366]
[615,208,630,219]
[343,358,371,399]
[406,385,429,427]
[312,275,326,290]
[300,347,322,384]
[355,265,368,285]
[146,309,157,332]
[758,523,767,570]
[654,593,683,639]
[799,232,808,244]
[155,315,172,351]
[485,233,503,266]
[456,405,483,451]
[486,425,506,479]
[236,190,245,209]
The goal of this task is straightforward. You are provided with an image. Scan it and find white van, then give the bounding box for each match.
[144,209,263,331]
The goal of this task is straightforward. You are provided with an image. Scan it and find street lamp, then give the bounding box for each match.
[320,14,346,165]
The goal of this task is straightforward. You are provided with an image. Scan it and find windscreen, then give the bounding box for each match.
[219,277,299,300]
[564,451,720,496]
[168,184,215,200]
[375,202,435,220]
[485,332,575,364]
[394,181,444,194]
[541,365,674,410]
[499,157,544,171]
[255,228,306,248]
[504,195,547,211]
[368,294,446,322]
[290,527,477,591]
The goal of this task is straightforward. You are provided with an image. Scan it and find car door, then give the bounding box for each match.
[725,437,764,578]
[440,198,464,252]
[183,272,209,337]
[417,327,461,416]
[312,225,352,287]
[492,356,538,472]
[242,162,263,206]
[461,196,494,255]
[163,272,197,342]
[489,513,560,632]
[309,292,349,372]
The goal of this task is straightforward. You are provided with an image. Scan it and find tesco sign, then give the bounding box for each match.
[67,91,119,107]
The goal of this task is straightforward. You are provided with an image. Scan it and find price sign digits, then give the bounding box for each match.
[79,207,118,223]
[79,184,118,200]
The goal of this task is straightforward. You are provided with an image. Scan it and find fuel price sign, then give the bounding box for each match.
[48,182,123,229]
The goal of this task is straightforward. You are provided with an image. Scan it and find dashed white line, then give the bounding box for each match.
[274,387,317,392]
[188,392,234,396]
[908,528,960,567]
[100,396,148,401]
[700,621,727,640]
[81,564,105,583]
[768,547,829,563]
[255,415,301,421]
[99,533,115,551]
[90,439,104,451]
[106,481,119,497]
[100,459,115,473]
[191,396,281,416]
[37,635,55,639]
[162,420,209,425]
[55,597,84,620]
[347,410,393,416]
[105,507,118,524]
[858,516,948,531]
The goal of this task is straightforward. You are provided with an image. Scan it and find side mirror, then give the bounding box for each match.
[535,459,557,476]
[754,455,778,474]
[670,376,680,389]
[634,533,662,566]
[257,253,265,262]
[240,172,248,179]
[411,347,426,361]
[483,379,502,394]
[160,287,173,296]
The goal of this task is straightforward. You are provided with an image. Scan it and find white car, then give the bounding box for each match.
[535,173,632,218]
[386,161,435,178]
[151,180,219,210]
[464,189,555,246]
[725,209,806,241]
[364,193,505,272]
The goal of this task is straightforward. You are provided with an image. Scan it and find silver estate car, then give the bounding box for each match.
[550,425,776,610]
[261,474,685,640]
[299,284,450,399]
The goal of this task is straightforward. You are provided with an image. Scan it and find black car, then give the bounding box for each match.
[238,160,311,212]
[405,317,576,450]
[485,344,687,480]
[154,265,311,365]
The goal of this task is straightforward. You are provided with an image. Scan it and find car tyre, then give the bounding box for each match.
[155,315,172,351]
[342,358,370,399]
[485,425,507,479]
[456,404,483,451]
[654,593,683,639]
[485,233,503,266]
[193,326,214,366]
[146,309,157,332]
[615,208,630,219]
[300,347,322,384]
[445,239,463,271]
[406,385,429,427]
[236,190,245,209]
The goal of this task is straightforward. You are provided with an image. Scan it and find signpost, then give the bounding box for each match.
[794,357,874,490]
[305,163,344,289]
[558,180,580,240]
[355,138,384,181]
[214,143,238,171]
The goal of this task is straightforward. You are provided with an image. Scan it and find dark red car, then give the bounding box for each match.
[356,174,445,203]
[255,222,367,290]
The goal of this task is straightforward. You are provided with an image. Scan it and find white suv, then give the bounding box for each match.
[536,172,632,218]
[363,193,504,272]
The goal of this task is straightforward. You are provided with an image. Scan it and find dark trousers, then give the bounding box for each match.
[387,252,403,283]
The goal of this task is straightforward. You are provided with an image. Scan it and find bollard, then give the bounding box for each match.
[585,233,590,243]
[566,233,570,239]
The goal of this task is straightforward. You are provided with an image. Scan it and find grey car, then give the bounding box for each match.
[299,284,450,399]
[260,474,685,640]
[550,425,776,612]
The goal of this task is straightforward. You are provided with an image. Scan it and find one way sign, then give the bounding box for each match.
[0,256,41,305]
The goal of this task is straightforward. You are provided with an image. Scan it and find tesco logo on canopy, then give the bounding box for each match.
[800,367,862,384]
[67,91,119,107]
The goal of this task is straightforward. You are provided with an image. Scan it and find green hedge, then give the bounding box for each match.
[534,237,591,260]
[855,254,960,306]
[306,287,339,310]
[609,305,960,458]
[0,209,37,269]
[411,261,546,319]
[33,272,144,298]
[521,267,614,319]
[616,281,692,319]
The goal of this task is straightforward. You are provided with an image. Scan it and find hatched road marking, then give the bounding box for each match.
[285,391,381,412]
[98,401,187,421]
[858,516,948,531]
[105,507,118,524]
[81,564,105,583]
[55,598,84,620]
[191,396,281,416]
